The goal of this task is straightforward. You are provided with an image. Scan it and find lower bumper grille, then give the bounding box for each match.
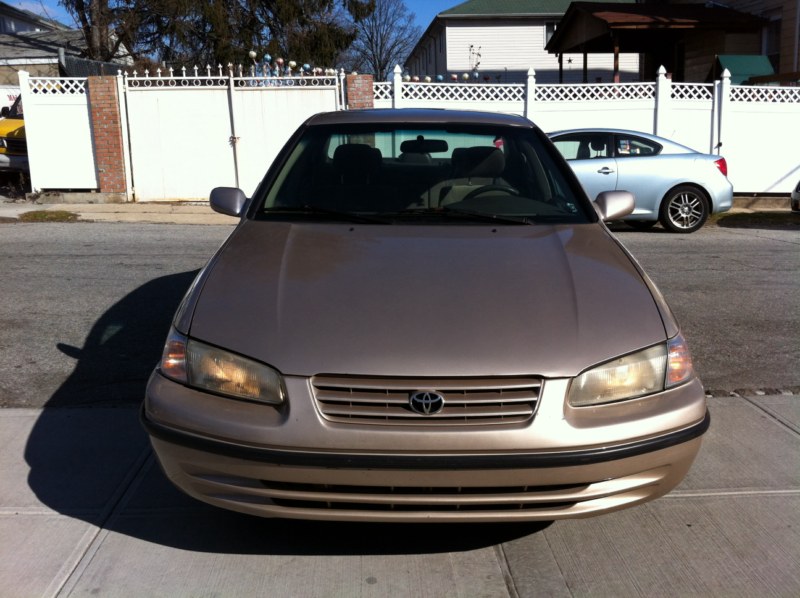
[261,480,581,512]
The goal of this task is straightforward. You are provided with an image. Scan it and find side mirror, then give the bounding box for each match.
[594,190,635,221]
[210,187,247,217]
[0,107,9,118]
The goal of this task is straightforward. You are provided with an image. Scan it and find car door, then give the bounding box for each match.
[550,132,617,201]
[611,133,665,216]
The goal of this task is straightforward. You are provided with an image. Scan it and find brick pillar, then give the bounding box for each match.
[346,74,374,109]
[87,77,126,193]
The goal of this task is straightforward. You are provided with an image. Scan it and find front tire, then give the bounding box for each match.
[659,185,709,233]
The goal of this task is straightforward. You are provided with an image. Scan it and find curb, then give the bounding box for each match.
[0,195,793,225]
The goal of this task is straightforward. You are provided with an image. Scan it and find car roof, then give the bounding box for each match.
[305,108,537,129]
[549,127,660,138]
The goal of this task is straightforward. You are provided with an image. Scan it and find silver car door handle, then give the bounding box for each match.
[597,167,615,175]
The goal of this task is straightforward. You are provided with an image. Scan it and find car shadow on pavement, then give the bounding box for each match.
[24,269,549,555]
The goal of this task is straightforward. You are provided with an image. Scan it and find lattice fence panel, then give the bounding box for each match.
[29,77,87,95]
[402,82,525,102]
[672,83,713,101]
[535,83,654,102]
[730,86,800,103]
[373,82,393,101]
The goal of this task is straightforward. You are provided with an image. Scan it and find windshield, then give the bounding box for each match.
[4,96,23,119]
[256,122,591,224]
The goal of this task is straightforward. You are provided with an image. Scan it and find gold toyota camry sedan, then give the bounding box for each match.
[142,108,709,523]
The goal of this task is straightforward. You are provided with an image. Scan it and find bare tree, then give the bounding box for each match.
[347,0,420,80]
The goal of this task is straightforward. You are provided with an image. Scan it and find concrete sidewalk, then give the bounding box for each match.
[0,201,236,225]
[0,195,793,226]
[2,394,798,597]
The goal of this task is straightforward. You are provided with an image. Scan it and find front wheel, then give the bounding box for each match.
[659,185,709,233]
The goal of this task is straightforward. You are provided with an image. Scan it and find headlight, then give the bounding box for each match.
[159,328,285,405]
[568,334,694,407]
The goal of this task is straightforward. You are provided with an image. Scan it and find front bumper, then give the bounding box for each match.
[0,151,28,172]
[143,372,709,522]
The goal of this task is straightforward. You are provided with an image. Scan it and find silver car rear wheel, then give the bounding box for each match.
[659,185,709,233]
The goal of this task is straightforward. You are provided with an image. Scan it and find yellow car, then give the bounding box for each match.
[0,96,28,172]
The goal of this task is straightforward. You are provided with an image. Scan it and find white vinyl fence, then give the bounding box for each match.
[123,67,344,200]
[19,65,800,199]
[21,73,99,190]
[376,66,800,195]
[21,67,344,201]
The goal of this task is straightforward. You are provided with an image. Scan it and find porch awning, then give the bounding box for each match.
[546,2,766,55]
[712,55,774,85]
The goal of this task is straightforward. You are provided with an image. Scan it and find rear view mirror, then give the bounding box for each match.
[594,191,634,221]
[210,187,247,217]
[400,138,448,154]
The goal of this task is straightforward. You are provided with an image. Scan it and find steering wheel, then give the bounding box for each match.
[462,184,520,202]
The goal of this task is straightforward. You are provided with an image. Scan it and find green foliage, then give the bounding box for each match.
[61,0,377,67]
[18,211,79,223]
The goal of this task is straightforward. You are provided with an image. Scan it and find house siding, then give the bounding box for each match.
[434,20,638,83]
[712,0,799,73]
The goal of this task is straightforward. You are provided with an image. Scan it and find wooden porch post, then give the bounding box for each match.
[582,48,588,83]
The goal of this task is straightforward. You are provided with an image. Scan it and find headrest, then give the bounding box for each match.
[590,138,606,152]
[333,144,381,176]
[452,146,505,178]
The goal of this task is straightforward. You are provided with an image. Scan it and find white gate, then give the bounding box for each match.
[124,68,343,201]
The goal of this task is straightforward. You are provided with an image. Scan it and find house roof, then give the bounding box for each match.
[440,0,633,18]
[0,30,87,62]
[0,0,70,32]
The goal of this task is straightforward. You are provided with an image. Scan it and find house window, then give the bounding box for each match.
[545,21,557,47]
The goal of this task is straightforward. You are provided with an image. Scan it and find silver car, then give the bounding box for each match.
[549,128,733,233]
[142,109,709,523]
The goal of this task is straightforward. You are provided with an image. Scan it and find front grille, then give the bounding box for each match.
[5,138,26,154]
[312,375,542,426]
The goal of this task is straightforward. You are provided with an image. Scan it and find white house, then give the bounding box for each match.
[404,0,640,84]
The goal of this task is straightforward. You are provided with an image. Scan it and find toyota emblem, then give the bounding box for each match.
[409,391,445,415]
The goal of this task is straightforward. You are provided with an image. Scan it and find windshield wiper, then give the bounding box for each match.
[440,206,532,225]
[263,205,391,224]
[387,207,532,225]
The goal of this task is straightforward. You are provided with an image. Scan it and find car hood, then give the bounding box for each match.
[188,222,667,378]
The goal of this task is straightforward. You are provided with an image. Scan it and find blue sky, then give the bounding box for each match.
[18,0,456,30]
[406,0,456,29]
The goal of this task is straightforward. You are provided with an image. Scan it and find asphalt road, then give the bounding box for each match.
[610,223,799,393]
[1,221,797,408]
[1,220,798,597]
